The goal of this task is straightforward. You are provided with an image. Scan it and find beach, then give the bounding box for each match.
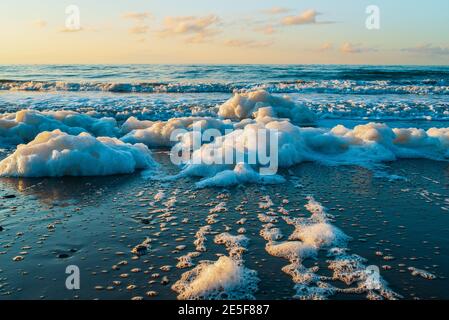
[1,157,448,299]
[0,64,448,300]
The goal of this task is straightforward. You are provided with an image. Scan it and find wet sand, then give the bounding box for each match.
[0,153,448,300]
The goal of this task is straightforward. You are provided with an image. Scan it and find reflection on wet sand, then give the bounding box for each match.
[0,174,140,206]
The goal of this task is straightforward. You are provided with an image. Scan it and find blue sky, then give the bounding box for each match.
[1,0,448,64]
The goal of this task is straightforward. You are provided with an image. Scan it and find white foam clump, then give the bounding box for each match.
[121,116,233,147]
[194,225,211,252]
[266,206,349,263]
[218,90,317,125]
[0,130,156,177]
[176,252,200,269]
[259,195,274,209]
[179,121,449,185]
[0,110,118,145]
[327,249,401,300]
[214,233,249,260]
[172,256,259,300]
[120,116,154,135]
[281,121,449,165]
[332,124,449,161]
[196,163,285,188]
[266,241,318,262]
[408,267,436,280]
[174,231,259,300]
[263,196,400,300]
[263,197,348,296]
[289,223,348,248]
[260,225,283,241]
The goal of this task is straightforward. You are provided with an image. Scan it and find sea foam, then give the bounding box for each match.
[177,120,449,186]
[171,256,259,300]
[0,129,156,177]
[173,230,259,300]
[218,90,317,125]
[260,196,400,300]
[121,116,233,147]
[0,110,118,145]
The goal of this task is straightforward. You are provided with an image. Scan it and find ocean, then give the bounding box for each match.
[0,64,448,300]
[0,64,448,122]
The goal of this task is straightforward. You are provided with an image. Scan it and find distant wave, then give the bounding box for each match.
[0,79,448,95]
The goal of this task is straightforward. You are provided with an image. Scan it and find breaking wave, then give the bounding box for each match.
[1,79,448,95]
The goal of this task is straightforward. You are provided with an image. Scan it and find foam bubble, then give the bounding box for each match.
[194,225,211,252]
[0,110,118,145]
[177,120,449,186]
[121,116,233,147]
[218,90,317,125]
[0,129,156,177]
[196,163,285,188]
[261,196,400,300]
[171,256,259,300]
[214,233,248,260]
[408,267,437,280]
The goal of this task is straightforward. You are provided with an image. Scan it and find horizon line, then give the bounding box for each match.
[1,63,448,67]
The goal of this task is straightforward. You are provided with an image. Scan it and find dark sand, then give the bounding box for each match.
[0,152,448,300]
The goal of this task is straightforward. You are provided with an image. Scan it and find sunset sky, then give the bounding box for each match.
[1,0,448,64]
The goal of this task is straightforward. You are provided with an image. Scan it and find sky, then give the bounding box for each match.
[0,0,448,65]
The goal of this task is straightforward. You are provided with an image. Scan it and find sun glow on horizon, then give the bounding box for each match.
[0,0,448,65]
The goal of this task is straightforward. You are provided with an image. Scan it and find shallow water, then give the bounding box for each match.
[1,64,449,122]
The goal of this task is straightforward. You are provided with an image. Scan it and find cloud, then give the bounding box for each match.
[32,19,47,28]
[281,9,333,26]
[282,9,318,25]
[340,42,377,54]
[402,44,449,56]
[319,42,333,51]
[254,24,276,35]
[157,15,220,43]
[186,30,220,43]
[261,7,292,15]
[122,12,152,37]
[224,39,273,48]
[122,12,152,22]
[129,25,150,35]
